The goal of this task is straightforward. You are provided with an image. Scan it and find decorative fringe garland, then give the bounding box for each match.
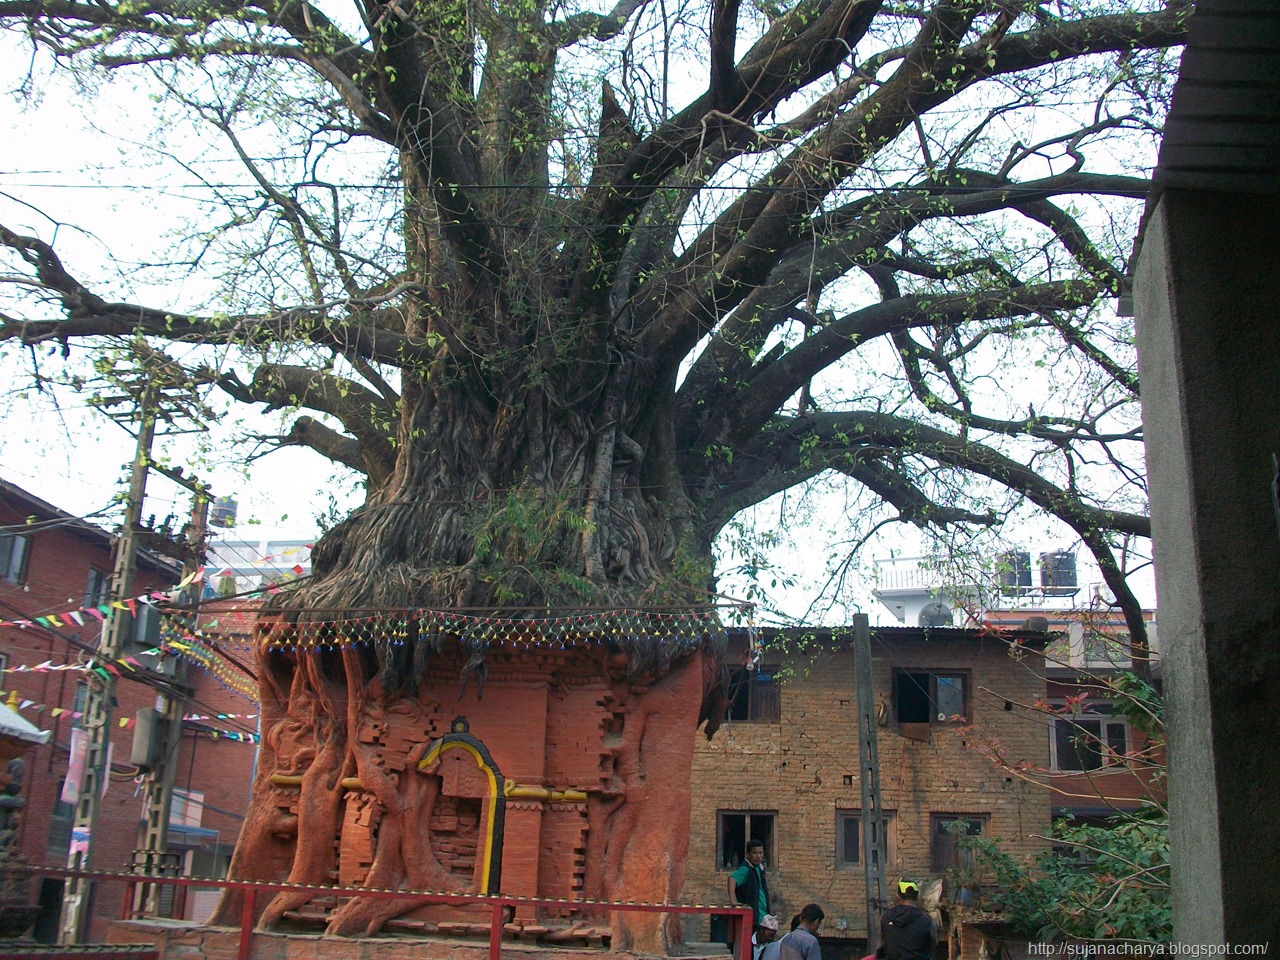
[247,607,731,654]
[3,603,743,720]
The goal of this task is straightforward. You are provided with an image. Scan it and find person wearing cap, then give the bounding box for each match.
[754,913,781,960]
[878,880,936,960]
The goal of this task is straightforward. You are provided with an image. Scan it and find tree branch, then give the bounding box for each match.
[773,410,1151,537]
[699,404,1152,540]
[704,280,1105,461]
[636,6,1185,377]
[550,0,654,47]
[216,365,395,485]
[271,415,370,478]
[563,0,884,319]
[0,222,440,365]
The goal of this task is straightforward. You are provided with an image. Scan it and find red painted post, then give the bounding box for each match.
[738,909,754,960]
[489,899,505,960]
[239,886,256,960]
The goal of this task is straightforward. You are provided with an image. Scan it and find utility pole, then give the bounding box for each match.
[134,475,209,917]
[60,381,157,944]
[853,613,888,953]
[59,346,216,942]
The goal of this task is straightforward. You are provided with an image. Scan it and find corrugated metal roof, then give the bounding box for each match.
[738,624,1056,650]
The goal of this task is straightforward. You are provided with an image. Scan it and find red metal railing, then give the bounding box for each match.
[21,867,754,960]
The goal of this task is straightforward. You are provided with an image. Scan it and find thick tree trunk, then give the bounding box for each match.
[209,357,726,950]
[203,129,731,942]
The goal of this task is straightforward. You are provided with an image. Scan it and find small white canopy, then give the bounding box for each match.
[0,701,51,746]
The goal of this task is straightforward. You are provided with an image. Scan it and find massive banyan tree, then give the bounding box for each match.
[0,0,1180,947]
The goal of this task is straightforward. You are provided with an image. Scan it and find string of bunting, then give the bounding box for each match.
[0,565,208,632]
[0,690,86,721]
[1,639,258,707]
[2,660,87,674]
[112,712,259,743]
[247,606,733,654]
[0,689,258,744]
[0,644,255,706]
[158,624,259,703]
[0,545,313,633]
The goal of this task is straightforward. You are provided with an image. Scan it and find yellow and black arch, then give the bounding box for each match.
[417,716,506,895]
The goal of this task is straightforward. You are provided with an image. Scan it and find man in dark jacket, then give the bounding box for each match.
[727,839,771,930]
[879,880,937,960]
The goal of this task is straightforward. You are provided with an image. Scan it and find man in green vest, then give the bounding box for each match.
[727,839,772,946]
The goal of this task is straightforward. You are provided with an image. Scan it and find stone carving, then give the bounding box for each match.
[0,758,39,940]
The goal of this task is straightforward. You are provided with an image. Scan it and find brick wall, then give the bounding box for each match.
[0,493,256,939]
[685,632,1050,942]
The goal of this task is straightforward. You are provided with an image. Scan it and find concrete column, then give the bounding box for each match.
[1135,189,1280,943]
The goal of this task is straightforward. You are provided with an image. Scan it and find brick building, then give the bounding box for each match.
[0,478,258,940]
[982,607,1165,824]
[871,553,1166,824]
[685,624,1052,954]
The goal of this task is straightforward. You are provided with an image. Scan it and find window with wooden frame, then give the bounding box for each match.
[0,534,30,585]
[836,809,897,869]
[930,814,987,872]
[717,810,776,870]
[725,664,781,723]
[894,669,969,724]
[83,567,110,607]
[47,779,75,856]
[71,682,88,729]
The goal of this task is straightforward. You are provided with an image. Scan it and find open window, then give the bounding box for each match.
[894,670,969,724]
[717,810,775,870]
[930,814,987,872]
[725,665,780,723]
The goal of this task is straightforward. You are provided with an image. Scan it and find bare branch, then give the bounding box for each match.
[637,6,1185,374]
[551,0,655,46]
[215,365,395,486]
[271,415,372,480]
[0,223,438,365]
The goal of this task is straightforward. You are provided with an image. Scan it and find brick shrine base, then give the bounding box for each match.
[106,920,733,960]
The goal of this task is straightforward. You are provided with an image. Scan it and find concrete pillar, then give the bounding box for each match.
[1135,189,1280,943]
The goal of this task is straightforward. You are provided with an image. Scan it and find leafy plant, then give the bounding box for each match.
[961,670,1169,941]
[962,808,1169,941]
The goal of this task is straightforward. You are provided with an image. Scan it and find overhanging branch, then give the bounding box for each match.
[215,364,395,479]
[0,223,438,366]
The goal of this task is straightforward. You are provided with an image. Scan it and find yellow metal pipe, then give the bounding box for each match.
[269,773,363,790]
[269,771,587,802]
